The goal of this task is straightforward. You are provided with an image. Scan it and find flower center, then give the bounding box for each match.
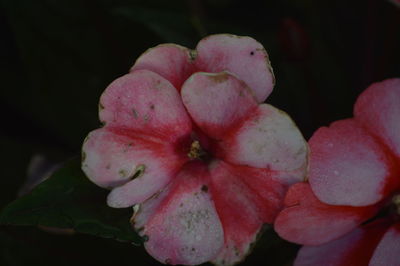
[187,140,206,160]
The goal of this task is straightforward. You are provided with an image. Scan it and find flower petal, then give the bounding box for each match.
[274,183,378,245]
[208,160,271,266]
[130,44,195,90]
[216,160,288,223]
[369,223,400,266]
[354,78,400,159]
[217,104,307,172]
[181,71,258,140]
[132,162,224,266]
[308,118,395,207]
[294,220,388,266]
[82,128,186,207]
[99,69,192,142]
[195,34,275,102]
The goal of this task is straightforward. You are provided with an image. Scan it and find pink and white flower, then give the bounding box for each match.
[275,78,400,266]
[82,34,308,265]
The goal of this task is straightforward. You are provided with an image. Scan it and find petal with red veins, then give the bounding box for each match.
[195,34,275,102]
[218,161,288,223]
[130,44,195,90]
[308,118,394,207]
[274,183,378,245]
[181,71,258,140]
[354,78,400,158]
[369,223,400,266]
[209,160,271,266]
[294,220,388,266]
[82,128,186,207]
[99,69,192,141]
[132,162,224,266]
[217,104,307,173]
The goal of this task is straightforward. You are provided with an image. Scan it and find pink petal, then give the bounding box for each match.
[208,160,274,265]
[308,118,395,207]
[369,223,400,266]
[272,166,308,186]
[274,183,378,245]
[195,34,275,102]
[294,220,388,266]
[99,69,192,142]
[217,104,308,173]
[130,44,196,90]
[132,162,224,266]
[82,128,186,207]
[216,160,288,223]
[181,71,258,140]
[354,78,400,159]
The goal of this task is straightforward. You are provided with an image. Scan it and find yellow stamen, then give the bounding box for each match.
[188,141,204,159]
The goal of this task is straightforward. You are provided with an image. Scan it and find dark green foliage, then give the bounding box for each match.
[0,158,141,244]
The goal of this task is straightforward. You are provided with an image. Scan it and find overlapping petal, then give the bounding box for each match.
[354,78,400,159]
[275,79,400,266]
[181,71,258,140]
[308,118,395,206]
[129,34,275,102]
[208,160,267,266]
[217,104,307,173]
[294,220,388,266]
[274,183,378,245]
[369,223,400,266]
[132,162,224,266]
[195,34,275,102]
[82,128,186,207]
[99,69,192,142]
[232,164,290,223]
[130,44,196,90]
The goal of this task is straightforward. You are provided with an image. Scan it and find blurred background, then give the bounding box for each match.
[1,0,399,265]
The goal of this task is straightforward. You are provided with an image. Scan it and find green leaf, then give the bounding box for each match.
[0,158,141,244]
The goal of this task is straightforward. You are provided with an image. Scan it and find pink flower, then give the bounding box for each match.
[82,34,308,265]
[274,78,400,266]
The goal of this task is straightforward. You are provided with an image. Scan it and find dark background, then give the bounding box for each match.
[1,0,399,265]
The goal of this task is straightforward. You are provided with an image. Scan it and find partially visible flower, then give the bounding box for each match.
[82,34,308,265]
[275,79,400,265]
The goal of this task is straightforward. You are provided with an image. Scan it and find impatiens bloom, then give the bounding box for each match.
[82,34,308,266]
[275,78,400,266]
